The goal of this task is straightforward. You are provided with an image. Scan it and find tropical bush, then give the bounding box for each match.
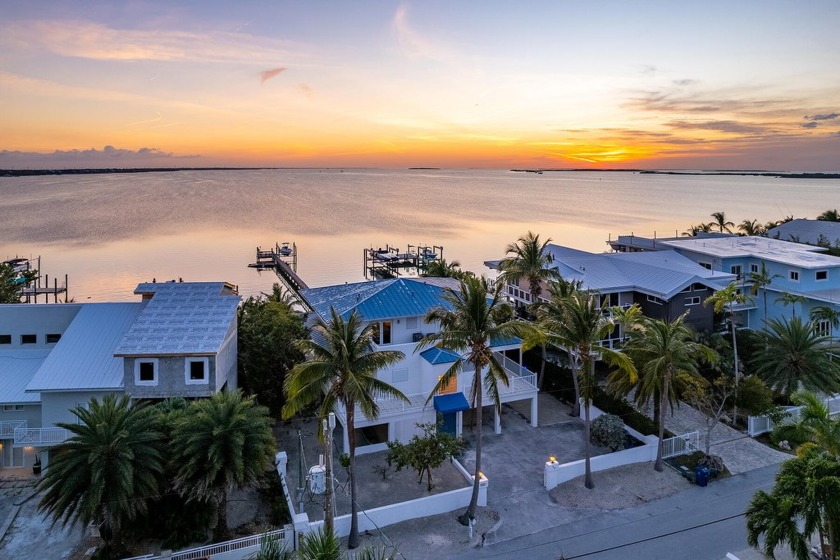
[590,413,626,451]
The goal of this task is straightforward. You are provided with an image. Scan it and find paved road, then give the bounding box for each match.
[454,464,782,560]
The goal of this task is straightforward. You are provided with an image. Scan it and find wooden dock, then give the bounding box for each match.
[363,244,443,280]
[248,243,309,299]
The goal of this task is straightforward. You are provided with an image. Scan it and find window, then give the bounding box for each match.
[0,335,10,345]
[46,333,61,344]
[185,357,210,385]
[134,359,158,386]
[816,270,828,282]
[20,334,36,344]
[680,285,692,293]
[817,319,832,337]
[789,270,800,282]
[685,296,701,306]
[699,262,712,270]
[378,321,392,345]
[730,265,742,279]
[3,404,24,412]
[646,295,663,305]
[750,264,759,274]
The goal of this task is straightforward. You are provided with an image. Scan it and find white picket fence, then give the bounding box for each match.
[747,394,840,437]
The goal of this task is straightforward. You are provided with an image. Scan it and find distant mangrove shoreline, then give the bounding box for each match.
[511,169,840,179]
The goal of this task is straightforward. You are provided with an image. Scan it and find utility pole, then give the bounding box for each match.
[323,412,336,535]
[297,430,305,514]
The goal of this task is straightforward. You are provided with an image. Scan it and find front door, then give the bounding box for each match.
[439,412,456,435]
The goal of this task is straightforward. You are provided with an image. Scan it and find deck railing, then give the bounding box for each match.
[0,420,26,438]
[14,426,70,447]
[748,394,840,437]
[123,528,288,560]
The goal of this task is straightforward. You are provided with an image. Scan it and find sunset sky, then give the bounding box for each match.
[1,1,839,170]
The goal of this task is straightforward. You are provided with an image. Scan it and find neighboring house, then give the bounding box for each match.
[0,281,239,470]
[299,277,539,456]
[608,232,737,253]
[657,236,840,332]
[485,245,735,338]
[767,218,840,249]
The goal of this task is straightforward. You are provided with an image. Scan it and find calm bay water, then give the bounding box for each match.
[1,169,838,302]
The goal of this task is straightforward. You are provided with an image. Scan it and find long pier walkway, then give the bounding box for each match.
[248,243,310,304]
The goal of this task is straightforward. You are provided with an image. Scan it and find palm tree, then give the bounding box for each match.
[705,282,752,420]
[498,231,559,314]
[533,278,584,406]
[617,314,716,471]
[262,282,299,308]
[747,448,840,560]
[818,209,840,222]
[499,232,559,397]
[748,262,781,322]
[710,211,735,233]
[423,258,464,279]
[776,292,807,319]
[37,395,164,552]
[417,275,534,523]
[738,219,765,236]
[171,390,275,541]
[772,391,840,456]
[541,290,635,488]
[283,308,408,548]
[682,223,714,236]
[751,317,840,397]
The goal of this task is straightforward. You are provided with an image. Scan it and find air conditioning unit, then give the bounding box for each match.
[412,332,424,342]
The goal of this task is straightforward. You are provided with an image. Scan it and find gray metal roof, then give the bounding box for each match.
[768,219,840,246]
[27,303,144,392]
[114,282,240,356]
[542,246,733,300]
[0,349,49,403]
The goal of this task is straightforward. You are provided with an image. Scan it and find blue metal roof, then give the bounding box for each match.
[420,347,460,365]
[490,336,521,347]
[434,393,470,413]
[301,278,460,323]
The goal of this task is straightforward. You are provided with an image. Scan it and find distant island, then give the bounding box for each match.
[511,169,840,179]
[408,167,441,170]
[0,167,278,177]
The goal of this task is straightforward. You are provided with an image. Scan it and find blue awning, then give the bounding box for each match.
[433,392,470,414]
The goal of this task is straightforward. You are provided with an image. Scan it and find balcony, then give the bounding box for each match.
[0,420,26,438]
[14,426,70,447]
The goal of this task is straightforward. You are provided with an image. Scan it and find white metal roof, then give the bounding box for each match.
[0,349,49,404]
[768,219,840,246]
[27,303,143,392]
[114,282,240,356]
[660,236,840,269]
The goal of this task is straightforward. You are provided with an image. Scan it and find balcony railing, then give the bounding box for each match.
[0,420,26,438]
[14,426,70,447]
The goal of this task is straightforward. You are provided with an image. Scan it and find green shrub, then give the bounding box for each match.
[591,386,661,436]
[590,413,625,451]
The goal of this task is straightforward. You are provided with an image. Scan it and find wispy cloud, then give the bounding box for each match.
[392,5,454,62]
[259,67,287,84]
[667,120,771,134]
[804,112,839,121]
[802,121,819,129]
[0,20,309,65]
[0,146,201,168]
[297,83,315,99]
[672,79,698,87]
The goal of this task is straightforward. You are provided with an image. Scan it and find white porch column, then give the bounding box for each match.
[456,411,463,437]
[494,406,502,434]
[530,395,539,427]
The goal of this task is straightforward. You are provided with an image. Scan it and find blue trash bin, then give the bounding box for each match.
[695,465,710,487]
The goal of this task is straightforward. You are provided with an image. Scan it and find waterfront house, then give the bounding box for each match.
[0,281,239,470]
[299,277,539,456]
[655,236,840,332]
[767,218,840,249]
[485,245,734,338]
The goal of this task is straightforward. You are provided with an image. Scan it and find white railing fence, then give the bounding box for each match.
[13,426,70,447]
[747,395,840,437]
[122,528,289,560]
[0,420,26,438]
[661,430,699,459]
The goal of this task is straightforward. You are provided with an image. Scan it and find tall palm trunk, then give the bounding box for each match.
[654,371,670,472]
[215,491,229,541]
[538,343,547,390]
[570,351,581,417]
[459,362,483,526]
[583,355,594,489]
[347,403,360,549]
[730,312,739,423]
